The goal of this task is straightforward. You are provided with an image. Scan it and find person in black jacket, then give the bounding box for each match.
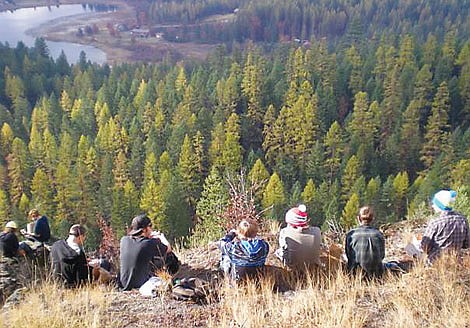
[0,221,19,258]
[50,224,95,288]
[119,215,168,290]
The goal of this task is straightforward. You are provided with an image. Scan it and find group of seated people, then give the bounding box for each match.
[0,189,468,290]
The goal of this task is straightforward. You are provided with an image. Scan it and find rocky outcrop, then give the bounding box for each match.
[0,257,21,305]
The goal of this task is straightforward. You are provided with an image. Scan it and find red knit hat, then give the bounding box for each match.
[285,204,308,227]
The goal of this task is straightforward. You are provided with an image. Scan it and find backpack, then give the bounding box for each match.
[171,277,209,303]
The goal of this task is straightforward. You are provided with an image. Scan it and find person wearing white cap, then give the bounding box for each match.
[0,221,19,258]
[421,189,469,263]
[275,204,322,271]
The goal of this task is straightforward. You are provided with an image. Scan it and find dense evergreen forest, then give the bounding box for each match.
[0,0,469,248]
[147,0,469,44]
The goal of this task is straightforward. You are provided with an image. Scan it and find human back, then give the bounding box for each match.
[119,214,167,290]
[345,206,385,277]
[280,225,321,269]
[276,205,322,271]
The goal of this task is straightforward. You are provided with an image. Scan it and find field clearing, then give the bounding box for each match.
[1,0,219,64]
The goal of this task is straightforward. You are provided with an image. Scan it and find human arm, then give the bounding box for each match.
[216,230,237,253]
[151,231,172,253]
[420,221,436,254]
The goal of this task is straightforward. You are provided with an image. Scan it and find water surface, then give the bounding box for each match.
[0,4,115,64]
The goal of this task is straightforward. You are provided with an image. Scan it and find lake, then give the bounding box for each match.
[0,4,116,64]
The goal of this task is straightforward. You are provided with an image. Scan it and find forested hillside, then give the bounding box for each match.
[0,0,469,248]
[146,0,469,44]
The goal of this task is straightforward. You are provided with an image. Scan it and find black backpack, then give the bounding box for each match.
[171,277,208,303]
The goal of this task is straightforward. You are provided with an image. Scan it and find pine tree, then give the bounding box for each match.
[221,113,242,174]
[140,178,166,230]
[178,134,200,208]
[420,82,451,171]
[341,193,360,229]
[248,158,270,202]
[262,172,286,221]
[346,45,363,95]
[399,100,422,173]
[193,167,229,245]
[392,171,409,220]
[341,155,360,203]
[31,168,55,219]
[242,48,265,149]
[0,190,10,227]
[324,121,344,184]
[7,138,31,205]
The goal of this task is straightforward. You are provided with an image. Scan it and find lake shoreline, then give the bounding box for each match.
[1,0,217,64]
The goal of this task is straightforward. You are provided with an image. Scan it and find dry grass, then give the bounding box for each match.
[2,255,469,328]
[2,281,116,328]
[212,255,470,328]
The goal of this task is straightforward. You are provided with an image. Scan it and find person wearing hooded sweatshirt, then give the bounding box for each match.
[421,189,469,264]
[50,224,94,288]
[275,205,321,271]
[217,219,269,281]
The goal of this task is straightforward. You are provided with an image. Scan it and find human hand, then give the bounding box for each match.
[88,258,101,268]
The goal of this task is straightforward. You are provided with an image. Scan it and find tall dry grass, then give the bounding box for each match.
[2,281,116,328]
[212,254,470,328]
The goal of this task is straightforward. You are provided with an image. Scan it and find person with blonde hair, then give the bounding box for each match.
[0,221,19,258]
[21,209,50,243]
[275,204,321,271]
[217,219,269,281]
[345,206,385,277]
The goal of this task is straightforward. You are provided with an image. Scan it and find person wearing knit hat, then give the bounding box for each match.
[275,205,322,271]
[422,189,469,263]
[0,221,19,258]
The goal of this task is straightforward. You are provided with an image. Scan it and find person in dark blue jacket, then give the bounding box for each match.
[217,219,269,281]
[21,209,50,243]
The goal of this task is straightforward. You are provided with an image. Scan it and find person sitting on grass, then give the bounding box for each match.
[119,214,168,290]
[50,224,106,288]
[421,189,469,264]
[217,219,269,282]
[345,206,385,278]
[275,204,322,272]
[0,221,19,258]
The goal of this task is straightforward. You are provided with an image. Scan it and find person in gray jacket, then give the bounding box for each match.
[275,204,322,271]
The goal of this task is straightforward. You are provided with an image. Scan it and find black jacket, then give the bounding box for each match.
[0,231,19,258]
[50,239,91,287]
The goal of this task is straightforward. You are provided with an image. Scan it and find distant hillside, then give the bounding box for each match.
[144,0,469,44]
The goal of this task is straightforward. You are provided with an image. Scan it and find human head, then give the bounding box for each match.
[129,214,152,237]
[5,221,17,232]
[285,204,308,228]
[28,209,40,220]
[69,224,86,245]
[237,219,259,239]
[431,189,457,213]
[357,206,374,225]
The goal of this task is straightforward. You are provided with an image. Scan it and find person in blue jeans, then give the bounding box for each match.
[217,219,269,282]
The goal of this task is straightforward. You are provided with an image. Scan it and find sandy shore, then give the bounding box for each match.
[1,0,216,64]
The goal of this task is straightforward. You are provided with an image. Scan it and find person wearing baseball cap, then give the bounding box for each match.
[275,204,322,271]
[119,214,168,290]
[421,189,469,263]
[0,221,19,258]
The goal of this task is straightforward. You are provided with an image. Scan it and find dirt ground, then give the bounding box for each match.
[1,0,218,64]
